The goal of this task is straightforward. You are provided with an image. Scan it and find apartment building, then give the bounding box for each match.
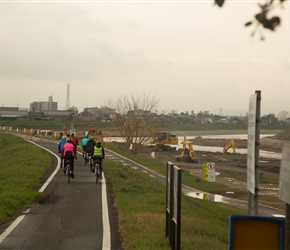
[30,96,58,112]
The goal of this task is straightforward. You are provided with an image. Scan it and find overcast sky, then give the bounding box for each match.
[0,1,289,116]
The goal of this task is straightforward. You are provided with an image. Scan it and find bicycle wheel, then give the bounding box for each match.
[67,164,71,183]
[90,159,94,172]
[96,163,99,183]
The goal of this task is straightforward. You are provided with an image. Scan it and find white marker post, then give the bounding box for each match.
[247,90,261,215]
[278,143,290,249]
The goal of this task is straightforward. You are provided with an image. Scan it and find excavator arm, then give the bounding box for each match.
[176,136,198,163]
[223,139,236,154]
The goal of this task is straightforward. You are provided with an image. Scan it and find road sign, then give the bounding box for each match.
[207,162,216,182]
[229,214,285,250]
[203,162,208,181]
[279,143,290,204]
[247,93,257,194]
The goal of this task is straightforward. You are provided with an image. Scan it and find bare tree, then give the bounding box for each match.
[106,92,159,154]
[214,0,287,40]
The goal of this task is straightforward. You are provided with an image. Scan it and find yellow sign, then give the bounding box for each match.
[203,162,208,181]
[229,214,285,250]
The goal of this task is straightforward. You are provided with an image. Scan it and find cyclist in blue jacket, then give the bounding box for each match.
[58,135,67,168]
[81,135,89,157]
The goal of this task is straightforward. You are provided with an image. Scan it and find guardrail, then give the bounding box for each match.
[165,161,182,250]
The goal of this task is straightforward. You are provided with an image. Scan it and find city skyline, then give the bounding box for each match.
[2,94,290,119]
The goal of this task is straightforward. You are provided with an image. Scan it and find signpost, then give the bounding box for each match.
[278,143,290,249]
[228,214,285,250]
[207,162,216,182]
[165,161,181,250]
[247,90,261,215]
[203,162,216,182]
[247,93,257,194]
[203,162,208,181]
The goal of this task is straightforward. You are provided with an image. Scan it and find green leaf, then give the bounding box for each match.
[255,13,266,23]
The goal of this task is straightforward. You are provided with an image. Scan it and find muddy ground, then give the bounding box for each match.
[109,134,285,178]
[107,130,290,205]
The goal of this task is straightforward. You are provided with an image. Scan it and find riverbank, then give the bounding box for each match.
[172,129,282,136]
[110,129,288,209]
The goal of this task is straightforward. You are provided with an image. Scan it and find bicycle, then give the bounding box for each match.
[60,155,64,168]
[64,159,73,183]
[82,148,89,165]
[84,152,89,166]
[89,155,94,173]
[92,157,102,183]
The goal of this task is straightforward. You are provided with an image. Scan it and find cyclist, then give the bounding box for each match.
[62,137,77,178]
[70,133,79,154]
[86,136,96,159]
[92,140,105,178]
[81,135,89,158]
[58,135,67,168]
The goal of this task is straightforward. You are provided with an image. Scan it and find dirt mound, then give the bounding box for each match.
[272,130,290,140]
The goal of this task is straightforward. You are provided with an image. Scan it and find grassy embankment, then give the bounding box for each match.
[105,160,246,249]
[0,133,51,223]
[0,132,247,249]
[0,120,288,132]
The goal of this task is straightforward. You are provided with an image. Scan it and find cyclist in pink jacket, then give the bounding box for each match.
[62,138,77,178]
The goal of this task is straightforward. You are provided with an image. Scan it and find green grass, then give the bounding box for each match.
[0,133,51,223]
[108,143,229,193]
[105,160,246,249]
[0,119,287,132]
[0,120,116,131]
[219,172,247,180]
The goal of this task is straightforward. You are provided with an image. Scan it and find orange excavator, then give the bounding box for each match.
[150,131,179,151]
[223,139,236,154]
[176,136,198,163]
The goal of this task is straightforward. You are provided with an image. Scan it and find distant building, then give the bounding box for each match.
[28,110,76,121]
[0,109,28,120]
[30,96,58,112]
[72,111,98,122]
[83,106,115,118]
[83,107,101,116]
[0,107,19,111]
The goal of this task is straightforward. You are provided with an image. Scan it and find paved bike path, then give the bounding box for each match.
[0,138,121,250]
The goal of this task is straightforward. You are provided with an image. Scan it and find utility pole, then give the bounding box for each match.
[66,83,70,110]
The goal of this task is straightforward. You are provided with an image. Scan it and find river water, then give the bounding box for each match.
[105,132,282,160]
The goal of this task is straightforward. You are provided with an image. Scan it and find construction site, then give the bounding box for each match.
[109,129,286,204]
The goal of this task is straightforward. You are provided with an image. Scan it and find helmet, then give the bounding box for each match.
[66,137,72,142]
[62,135,67,140]
[96,140,101,145]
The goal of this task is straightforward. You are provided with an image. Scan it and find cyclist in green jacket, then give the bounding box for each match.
[92,141,105,178]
